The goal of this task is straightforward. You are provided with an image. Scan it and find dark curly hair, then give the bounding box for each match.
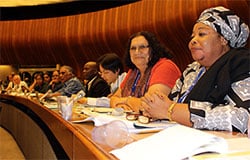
[124,31,173,69]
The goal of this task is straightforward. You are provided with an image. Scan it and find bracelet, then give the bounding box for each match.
[167,102,177,121]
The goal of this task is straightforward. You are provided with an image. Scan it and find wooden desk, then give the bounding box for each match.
[0,94,116,159]
[0,94,247,159]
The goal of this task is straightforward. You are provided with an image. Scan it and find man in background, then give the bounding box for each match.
[82,61,110,97]
[48,65,84,97]
[6,74,29,93]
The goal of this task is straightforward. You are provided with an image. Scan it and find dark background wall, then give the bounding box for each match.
[0,0,249,77]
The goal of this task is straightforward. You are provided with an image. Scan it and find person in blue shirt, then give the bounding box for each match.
[48,65,84,97]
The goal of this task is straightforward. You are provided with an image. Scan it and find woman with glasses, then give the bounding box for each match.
[78,53,127,107]
[110,31,181,112]
[98,53,127,96]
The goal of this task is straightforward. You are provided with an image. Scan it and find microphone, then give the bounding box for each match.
[72,90,86,103]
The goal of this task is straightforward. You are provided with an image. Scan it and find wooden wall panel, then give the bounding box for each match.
[0,0,249,76]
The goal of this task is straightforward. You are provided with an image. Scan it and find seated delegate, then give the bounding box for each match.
[141,6,250,133]
[5,72,15,91]
[29,72,49,93]
[78,53,126,107]
[47,65,84,97]
[5,74,29,93]
[82,61,111,97]
[110,31,181,112]
[48,70,63,92]
[43,71,52,84]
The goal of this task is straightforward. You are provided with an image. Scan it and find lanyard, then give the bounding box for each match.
[131,70,140,96]
[178,67,206,103]
[131,70,151,97]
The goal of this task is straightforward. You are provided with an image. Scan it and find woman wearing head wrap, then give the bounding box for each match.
[141,6,249,133]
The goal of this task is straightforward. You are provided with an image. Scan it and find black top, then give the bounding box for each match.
[34,82,49,93]
[49,82,63,93]
[85,75,110,98]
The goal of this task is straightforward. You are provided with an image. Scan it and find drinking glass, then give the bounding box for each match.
[57,96,73,120]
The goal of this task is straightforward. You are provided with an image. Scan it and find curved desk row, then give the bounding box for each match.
[0,94,247,159]
[0,94,115,160]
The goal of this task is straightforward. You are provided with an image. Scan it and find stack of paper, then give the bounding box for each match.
[110,125,228,160]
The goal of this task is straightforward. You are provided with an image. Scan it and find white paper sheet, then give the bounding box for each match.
[110,125,228,160]
[191,137,250,160]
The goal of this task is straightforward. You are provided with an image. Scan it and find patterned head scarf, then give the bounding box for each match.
[197,6,249,48]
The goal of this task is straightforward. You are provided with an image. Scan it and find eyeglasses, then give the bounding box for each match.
[126,112,169,124]
[98,70,111,76]
[52,75,59,77]
[126,112,151,124]
[130,45,149,53]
